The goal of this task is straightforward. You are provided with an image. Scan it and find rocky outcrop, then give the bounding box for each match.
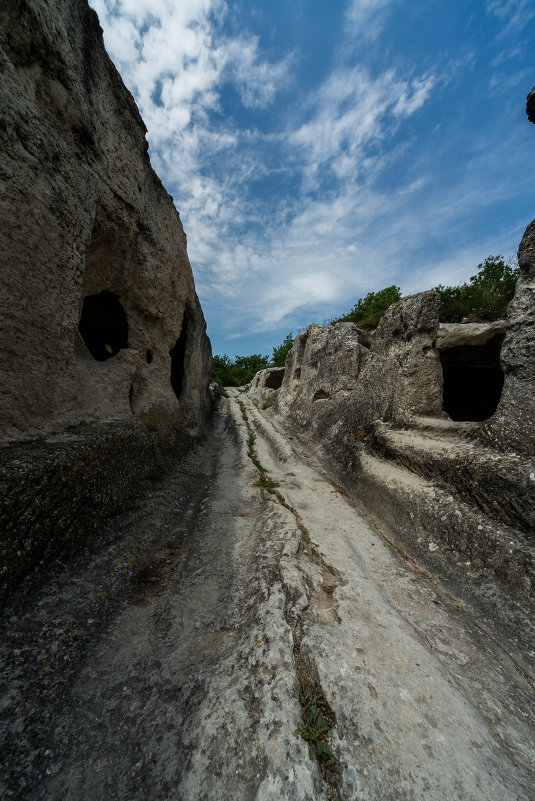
[248,367,285,406]
[0,0,211,599]
[0,0,211,440]
[251,265,535,652]
[480,220,535,456]
[527,85,535,125]
[270,291,443,444]
[436,319,507,349]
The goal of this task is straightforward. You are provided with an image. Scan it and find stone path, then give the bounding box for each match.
[1,391,534,800]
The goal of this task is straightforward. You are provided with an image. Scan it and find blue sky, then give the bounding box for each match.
[88,0,534,359]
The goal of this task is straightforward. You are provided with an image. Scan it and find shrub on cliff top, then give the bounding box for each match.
[331,255,518,329]
[433,255,519,322]
[331,285,402,328]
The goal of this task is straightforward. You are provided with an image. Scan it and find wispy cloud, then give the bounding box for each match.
[486,0,535,34]
[344,0,396,40]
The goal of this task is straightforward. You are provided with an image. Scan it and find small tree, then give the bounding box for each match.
[272,332,294,366]
[470,255,518,292]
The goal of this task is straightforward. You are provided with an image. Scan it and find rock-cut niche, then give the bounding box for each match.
[170,308,190,400]
[78,290,128,361]
[440,333,505,421]
[265,368,285,390]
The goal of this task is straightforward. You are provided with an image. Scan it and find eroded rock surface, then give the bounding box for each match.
[0,0,211,598]
[1,395,534,801]
[251,266,535,656]
[0,0,210,439]
[481,220,535,456]
[437,319,507,349]
[249,367,286,406]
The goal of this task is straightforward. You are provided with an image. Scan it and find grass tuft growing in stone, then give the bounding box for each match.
[255,475,280,493]
[296,682,341,797]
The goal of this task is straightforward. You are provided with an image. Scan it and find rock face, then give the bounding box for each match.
[271,291,443,447]
[480,220,535,455]
[251,262,535,651]
[0,0,211,598]
[436,319,507,349]
[0,0,210,440]
[248,367,285,405]
[527,85,535,125]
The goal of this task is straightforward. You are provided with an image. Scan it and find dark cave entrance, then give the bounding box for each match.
[78,291,128,361]
[265,368,285,389]
[170,313,189,400]
[439,333,505,421]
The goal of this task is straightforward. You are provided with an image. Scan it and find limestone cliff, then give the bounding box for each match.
[0,0,211,439]
[0,0,212,599]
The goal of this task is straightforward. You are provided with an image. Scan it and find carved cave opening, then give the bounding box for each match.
[265,369,285,390]
[170,313,189,400]
[440,333,505,421]
[78,291,128,361]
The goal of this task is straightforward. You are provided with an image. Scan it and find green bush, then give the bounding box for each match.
[433,255,518,322]
[212,353,270,387]
[331,285,402,328]
[272,332,294,366]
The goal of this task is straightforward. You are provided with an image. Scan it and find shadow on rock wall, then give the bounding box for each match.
[0,0,212,600]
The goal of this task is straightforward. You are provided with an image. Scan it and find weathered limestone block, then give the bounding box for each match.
[275,323,364,440]
[0,0,212,598]
[249,367,285,405]
[356,290,443,425]
[272,292,442,457]
[0,0,211,441]
[480,220,535,455]
[436,320,507,350]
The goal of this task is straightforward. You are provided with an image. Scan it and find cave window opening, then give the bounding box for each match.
[265,368,285,390]
[440,334,505,422]
[170,314,189,400]
[146,349,153,364]
[78,291,128,361]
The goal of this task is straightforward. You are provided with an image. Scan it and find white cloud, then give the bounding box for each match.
[223,38,294,108]
[343,0,396,40]
[285,65,435,211]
